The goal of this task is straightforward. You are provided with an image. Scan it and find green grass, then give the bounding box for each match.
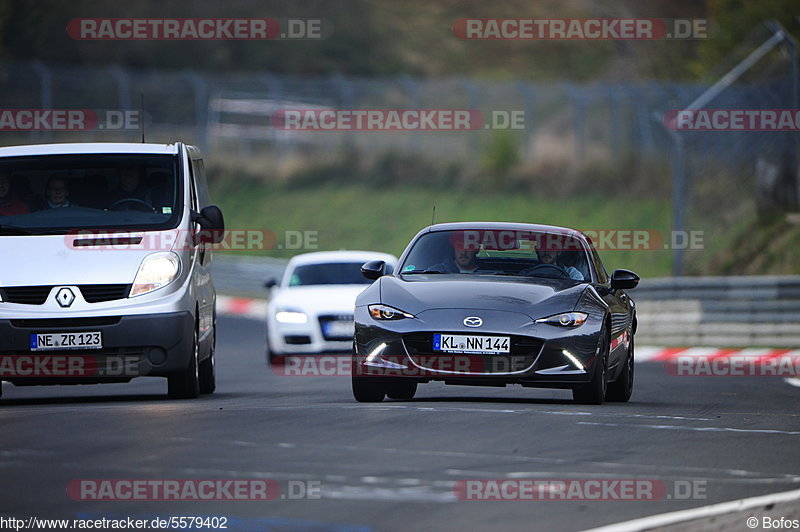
[209,179,675,278]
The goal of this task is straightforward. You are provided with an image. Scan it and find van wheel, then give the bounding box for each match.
[168,327,200,399]
[199,324,216,394]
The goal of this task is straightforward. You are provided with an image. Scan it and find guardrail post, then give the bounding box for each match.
[30,60,53,143]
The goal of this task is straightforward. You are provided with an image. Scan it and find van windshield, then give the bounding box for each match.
[0,154,181,234]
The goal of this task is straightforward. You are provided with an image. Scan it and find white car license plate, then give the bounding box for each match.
[324,321,355,338]
[30,331,102,351]
[433,334,510,354]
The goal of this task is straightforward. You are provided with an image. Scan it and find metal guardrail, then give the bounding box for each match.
[630,276,800,347]
[212,254,287,298]
[213,255,800,347]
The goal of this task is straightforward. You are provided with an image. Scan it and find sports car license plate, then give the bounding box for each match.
[30,331,102,351]
[433,334,510,354]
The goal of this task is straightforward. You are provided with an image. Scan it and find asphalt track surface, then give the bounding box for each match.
[1,315,798,532]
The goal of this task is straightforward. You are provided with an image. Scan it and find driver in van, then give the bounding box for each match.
[109,165,148,205]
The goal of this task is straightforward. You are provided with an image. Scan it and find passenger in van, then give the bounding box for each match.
[0,172,30,216]
[109,165,148,205]
[44,176,72,208]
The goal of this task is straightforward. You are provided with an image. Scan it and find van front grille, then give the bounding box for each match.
[79,284,131,303]
[0,286,51,305]
[0,285,131,305]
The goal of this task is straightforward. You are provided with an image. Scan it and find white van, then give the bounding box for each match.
[0,142,224,399]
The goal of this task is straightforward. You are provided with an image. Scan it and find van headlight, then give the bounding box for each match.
[130,252,181,297]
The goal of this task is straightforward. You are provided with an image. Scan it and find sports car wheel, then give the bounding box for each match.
[352,375,386,402]
[572,326,609,405]
[386,379,417,400]
[606,334,634,402]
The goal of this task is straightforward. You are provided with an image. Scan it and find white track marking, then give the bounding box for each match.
[583,487,800,532]
[578,421,800,436]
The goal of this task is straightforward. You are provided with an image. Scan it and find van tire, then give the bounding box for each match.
[199,323,216,394]
[168,326,200,399]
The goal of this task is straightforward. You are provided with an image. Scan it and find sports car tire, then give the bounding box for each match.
[352,375,386,402]
[572,326,609,405]
[605,334,634,402]
[386,379,417,400]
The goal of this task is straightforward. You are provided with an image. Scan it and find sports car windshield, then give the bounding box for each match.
[288,262,374,286]
[400,229,591,281]
[0,154,180,234]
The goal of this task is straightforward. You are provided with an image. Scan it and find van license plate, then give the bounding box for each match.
[30,332,102,351]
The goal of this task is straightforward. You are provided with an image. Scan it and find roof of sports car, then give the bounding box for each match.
[425,221,585,237]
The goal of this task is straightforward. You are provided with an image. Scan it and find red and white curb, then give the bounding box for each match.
[216,295,267,320]
[635,346,800,362]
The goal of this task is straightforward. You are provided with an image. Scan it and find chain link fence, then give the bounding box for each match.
[0,21,797,276]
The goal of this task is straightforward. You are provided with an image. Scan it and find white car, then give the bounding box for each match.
[265,250,397,362]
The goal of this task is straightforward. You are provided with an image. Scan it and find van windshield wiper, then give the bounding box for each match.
[0,224,39,235]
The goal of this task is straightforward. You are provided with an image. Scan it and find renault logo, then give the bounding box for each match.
[463,316,483,327]
[55,287,75,308]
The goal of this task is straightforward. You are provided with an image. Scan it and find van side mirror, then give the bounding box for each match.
[361,260,386,281]
[195,205,225,244]
[264,279,278,290]
[610,269,640,290]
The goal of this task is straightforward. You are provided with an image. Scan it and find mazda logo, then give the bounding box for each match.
[55,287,75,308]
[463,316,483,327]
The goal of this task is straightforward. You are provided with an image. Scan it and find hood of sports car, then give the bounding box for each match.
[379,275,587,320]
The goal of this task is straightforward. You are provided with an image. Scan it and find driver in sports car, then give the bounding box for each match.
[520,246,584,280]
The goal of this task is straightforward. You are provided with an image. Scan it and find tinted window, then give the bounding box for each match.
[287,262,373,286]
[0,154,180,234]
[400,229,591,282]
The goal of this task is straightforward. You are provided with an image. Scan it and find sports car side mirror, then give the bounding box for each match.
[611,269,640,290]
[361,260,386,281]
[264,278,278,290]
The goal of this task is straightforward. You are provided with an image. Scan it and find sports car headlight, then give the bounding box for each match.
[535,312,588,328]
[130,252,180,297]
[368,304,415,320]
[275,310,308,324]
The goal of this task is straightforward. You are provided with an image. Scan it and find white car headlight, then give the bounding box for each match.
[130,252,181,297]
[275,310,308,324]
[535,312,588,328]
